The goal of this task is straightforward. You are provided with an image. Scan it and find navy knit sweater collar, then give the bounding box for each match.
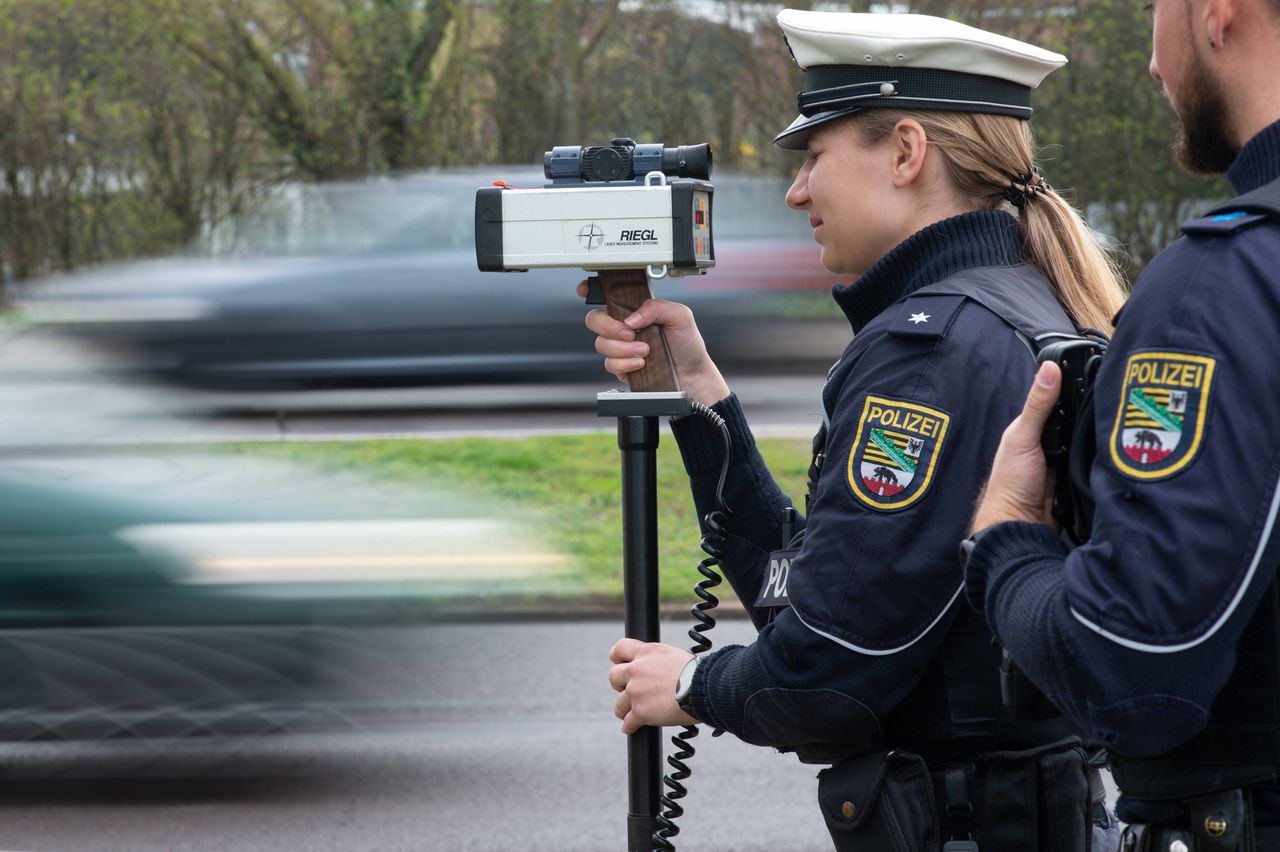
[1228,118,1280,193]
[831,209,1024,333]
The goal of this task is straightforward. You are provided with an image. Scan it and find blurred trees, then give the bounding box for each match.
[1031,0,1229,271]
[488,0,621,163]
[147,0,472,178]
[0,0,1233,285]
[0,0,271,281]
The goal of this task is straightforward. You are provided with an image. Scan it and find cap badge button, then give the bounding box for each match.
[880,83,896,96]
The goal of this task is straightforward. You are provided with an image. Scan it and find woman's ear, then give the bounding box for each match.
[890,119,929,187]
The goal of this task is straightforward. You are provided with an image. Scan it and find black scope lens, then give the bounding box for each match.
[542,141,711,182]
[586,146,627,181]
[661,144,712,180]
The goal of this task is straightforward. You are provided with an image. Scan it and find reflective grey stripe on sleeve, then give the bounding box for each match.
[1069,467,1280,653]
[792,582,965,656]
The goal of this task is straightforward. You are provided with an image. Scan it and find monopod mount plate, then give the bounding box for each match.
[596,389,691,418]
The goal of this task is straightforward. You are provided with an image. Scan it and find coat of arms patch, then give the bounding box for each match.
[1109,350,1216,480]
[847,395,951,511]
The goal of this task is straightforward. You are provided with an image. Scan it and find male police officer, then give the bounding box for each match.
[965,0,1280,848]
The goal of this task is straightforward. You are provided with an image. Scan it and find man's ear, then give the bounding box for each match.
[890,118,929,187]
[1203,0,1236,48]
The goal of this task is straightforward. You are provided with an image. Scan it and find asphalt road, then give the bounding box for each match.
[0,619,831,852]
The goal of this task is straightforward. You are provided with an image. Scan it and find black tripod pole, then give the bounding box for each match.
[597,390,690,852]
[619,414,662,852]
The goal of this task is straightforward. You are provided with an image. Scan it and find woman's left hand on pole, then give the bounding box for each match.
[607,639,698,734]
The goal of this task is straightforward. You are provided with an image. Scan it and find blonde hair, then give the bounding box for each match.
[849,111,1127,333]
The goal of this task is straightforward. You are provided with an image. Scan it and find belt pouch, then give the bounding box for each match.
[817,750,940,852]
[1187,788,1253,852]
[982,739,1091,852]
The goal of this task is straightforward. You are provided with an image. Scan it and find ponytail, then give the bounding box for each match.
[849,111,1127,333]
[1020,188,1126,333]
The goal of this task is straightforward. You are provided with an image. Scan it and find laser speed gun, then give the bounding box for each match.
[474,138,716,392]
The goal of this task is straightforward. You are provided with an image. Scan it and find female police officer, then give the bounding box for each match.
[592,11,1126,849]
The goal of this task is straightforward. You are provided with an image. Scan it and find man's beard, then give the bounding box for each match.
[1171,48,1238,174]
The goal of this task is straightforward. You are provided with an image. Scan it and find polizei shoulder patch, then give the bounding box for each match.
[1109,350,1217,480]
[847,395,951,511]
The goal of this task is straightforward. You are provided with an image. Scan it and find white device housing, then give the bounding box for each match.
[475,175,713,276]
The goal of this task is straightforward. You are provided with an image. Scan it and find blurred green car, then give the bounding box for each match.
[0,472,356,741]
[0,452,534,745]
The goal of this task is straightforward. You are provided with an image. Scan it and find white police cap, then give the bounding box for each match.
[774,11,1067,150]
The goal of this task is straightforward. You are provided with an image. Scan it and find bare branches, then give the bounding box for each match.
[577,0,621,71]
[407,1,457,89]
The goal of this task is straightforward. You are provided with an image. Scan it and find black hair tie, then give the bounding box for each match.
[1003,171,1051,209]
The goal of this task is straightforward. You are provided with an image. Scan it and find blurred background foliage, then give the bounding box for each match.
[0,0,1231,285]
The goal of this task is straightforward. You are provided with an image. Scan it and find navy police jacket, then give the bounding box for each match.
[672,209,1077,761]
[966,120,1280,815]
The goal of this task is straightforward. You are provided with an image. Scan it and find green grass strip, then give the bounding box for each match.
[229,433,812,603]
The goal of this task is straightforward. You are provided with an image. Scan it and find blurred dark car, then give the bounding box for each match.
[20,169,843,390]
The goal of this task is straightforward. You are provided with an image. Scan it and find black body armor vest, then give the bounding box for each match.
[802,263,1083,758]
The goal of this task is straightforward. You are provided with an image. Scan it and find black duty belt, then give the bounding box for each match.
[817,738,1098,852]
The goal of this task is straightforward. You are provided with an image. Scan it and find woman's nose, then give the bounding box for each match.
[786,161,812,210]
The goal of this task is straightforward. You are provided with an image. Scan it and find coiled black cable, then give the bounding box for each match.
[651,401,733,852]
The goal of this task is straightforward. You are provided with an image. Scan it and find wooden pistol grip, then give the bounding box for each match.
[599,269,680,392]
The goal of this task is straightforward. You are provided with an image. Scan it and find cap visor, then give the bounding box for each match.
[773,107,864,150]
